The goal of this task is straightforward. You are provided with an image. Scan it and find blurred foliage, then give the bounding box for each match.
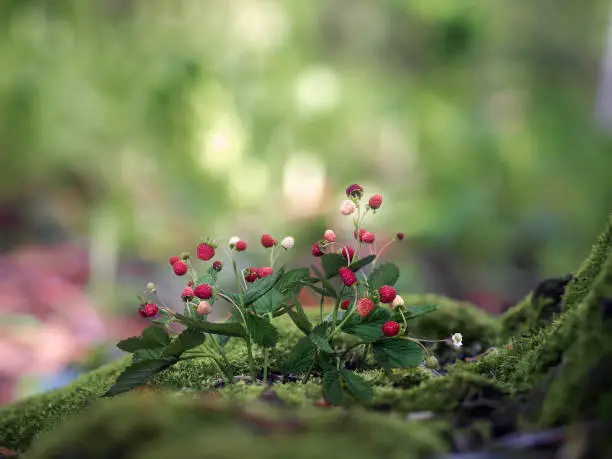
[1,0,611,303]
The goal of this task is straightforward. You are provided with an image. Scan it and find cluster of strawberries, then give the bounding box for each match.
[315,183,407,338]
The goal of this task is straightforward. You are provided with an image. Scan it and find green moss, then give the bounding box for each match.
[0,358,129,451]
[562,214,612,312]
[26,392,450,459]
[538,232,612,426]
[372,371,511,414]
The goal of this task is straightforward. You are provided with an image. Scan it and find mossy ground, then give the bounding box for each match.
[1,214,611,457]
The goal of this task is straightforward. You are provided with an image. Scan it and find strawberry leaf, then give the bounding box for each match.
[340,370,373,402]
[283,336,316,374]
[323,368,343,405]
[373,338,424,369]
[104,357,178,397]
[176,314,247,338]
[245,313,279,348]
[162,329,206,357]
[368,262,400,290]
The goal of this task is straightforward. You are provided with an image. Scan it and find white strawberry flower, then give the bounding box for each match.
[280,236,295,250]
[228,236,240,248]
[451,332,463,348]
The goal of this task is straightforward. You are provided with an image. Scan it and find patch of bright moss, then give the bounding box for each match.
[26,392,450,459]
[0,357,129,452]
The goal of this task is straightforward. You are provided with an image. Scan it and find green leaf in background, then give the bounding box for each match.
[286,301,313,335]
[300,277,338,299]
[141,325,170,346]
[243,266,285,305]
[278,268,310,293]
[404,304,440,319]
[373,338,424,369]
[252,288,286,314]
[245,313,279,348]
[368,262,400,290]
[176,314,247,338]
[323,368,343,405]
[321,254,347,278]
[340,369,374,402]
[161,329,206,357]
[117,325,170,353]
[309,322,333,353]
[104,357,178,397]
[283,336,316,374]
[348,254,377,272]
[342,307,391,343]
[132,348,164,363]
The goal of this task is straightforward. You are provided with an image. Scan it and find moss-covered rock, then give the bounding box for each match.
[26,392,450,459]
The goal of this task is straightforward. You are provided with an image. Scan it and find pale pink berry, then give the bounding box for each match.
[196,300,213,315]
[340,200,356,216]
[324,229,336,243]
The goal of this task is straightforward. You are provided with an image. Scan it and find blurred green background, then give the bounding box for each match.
[1,0,612,400]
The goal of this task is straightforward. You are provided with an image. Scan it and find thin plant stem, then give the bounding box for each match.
[245,338,258,384]
[319,293,325,323]
[302,356,317,383]
[232,258,245,294]
[263,348,269,384]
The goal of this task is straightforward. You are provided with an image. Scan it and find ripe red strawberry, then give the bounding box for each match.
[143,303,159,317]
[235,240,247,252]
[212,260,223,272]
[173,261,188,276]
[361,231,375,244]
[339,267,357,286]
[341,299,351,310]
[257,266,274,278]
[169,255,180,265]
[194,283,213,299]
[378,285,397,304]
[354,228,366,240]
[382,321,400,337]
[197,242,216,261]
[312,242,324,257]
[340,245,355,262]
[245,267,258,283]
[181,287,194,300]
[138,307,148,318]
[356,298,374,317]
[345,183,363,198]
[368,194,383,209]
[396,232,404,241]
[260,234,277,248]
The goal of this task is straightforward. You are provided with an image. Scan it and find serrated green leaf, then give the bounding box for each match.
[348,254,377,272]
[141,326,170,346]
[243,266,285,305]
[342,307,391,343]
[252,288,286,314]
[323,369,343,405]
[368,262,400,290]
[404,304,439,319]
[322,254,347,278]
[300,278,337,299]
[104,357,178,396]
[317,350,336,371]
[132,348,164,362]
[117,337,151,353]
[176,314,247,338]
[278,268,310,292]
[162,329,206,357]
[283,336,316,374]
[286,301,313,335]
[245,313,279,348]
[309,322,333,353]
[340,370,373,402]
[196,271,217,287]
[373,338,424,369]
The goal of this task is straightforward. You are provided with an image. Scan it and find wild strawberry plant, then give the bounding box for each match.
[106,183,459,405]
